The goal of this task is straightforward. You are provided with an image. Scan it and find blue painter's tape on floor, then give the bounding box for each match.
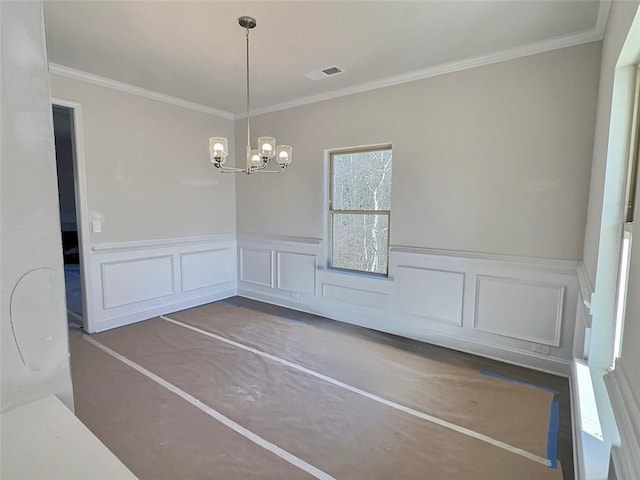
[478,369,559,394]
[547,400,560,468]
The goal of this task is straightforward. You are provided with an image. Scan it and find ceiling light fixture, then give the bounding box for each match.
[209,16,292,174]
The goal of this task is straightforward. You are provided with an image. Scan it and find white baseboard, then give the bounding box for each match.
[91,289,237,333]
[238,286,572,377]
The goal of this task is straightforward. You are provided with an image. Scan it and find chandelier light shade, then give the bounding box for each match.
[209,137,229,165]
[209,16,292,174]
[277,145,292,166]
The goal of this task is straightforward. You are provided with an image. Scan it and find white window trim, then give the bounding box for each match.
[322,143,393,277]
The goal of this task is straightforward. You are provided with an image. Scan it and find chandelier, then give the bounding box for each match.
[209,16,292,174]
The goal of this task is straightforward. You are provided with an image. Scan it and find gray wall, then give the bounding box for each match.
[235,42,601,260]
[1,1,73,411]
[50,75,237,244]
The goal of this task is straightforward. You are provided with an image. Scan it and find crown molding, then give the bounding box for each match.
[246,25,606,118]
[48,63,235,120]
[51,1,609,121]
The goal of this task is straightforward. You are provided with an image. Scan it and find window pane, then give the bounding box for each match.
[614,228,633,363]
[331,213,389,274]
[331,149,392,211]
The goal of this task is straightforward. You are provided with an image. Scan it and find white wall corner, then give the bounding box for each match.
[604,365,640,479]
[577,262,596,323]
[574,262,595,360]
[596,1,614,40]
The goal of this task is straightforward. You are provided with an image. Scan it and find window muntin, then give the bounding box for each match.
[329,147,392,276]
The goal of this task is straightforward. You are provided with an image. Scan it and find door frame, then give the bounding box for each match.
[52,98,93,332]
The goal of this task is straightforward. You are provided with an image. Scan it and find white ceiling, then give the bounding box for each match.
[44,1,605,118]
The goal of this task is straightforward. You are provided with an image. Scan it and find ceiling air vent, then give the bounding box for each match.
[304,66,345,81]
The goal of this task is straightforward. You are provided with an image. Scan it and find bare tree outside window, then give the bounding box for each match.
[329,147,392,275]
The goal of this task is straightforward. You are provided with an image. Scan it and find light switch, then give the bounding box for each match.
[92,219,102,233]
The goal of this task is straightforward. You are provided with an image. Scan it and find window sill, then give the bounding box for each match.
[319,266,393,281]
[572,360,620,480]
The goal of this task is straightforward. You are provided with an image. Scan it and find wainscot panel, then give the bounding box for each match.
[86,234,237,332]
[181,248,235,292]
[474,275,564,346]
[101,255,174,309]
[240,248,273,287]
[277,251,316,294]
[395,265,464,326]
[322,283,388,308]
[237,235,578,376]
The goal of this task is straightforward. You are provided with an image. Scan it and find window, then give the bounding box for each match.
[613,66,640,366]
[328,146,392,275]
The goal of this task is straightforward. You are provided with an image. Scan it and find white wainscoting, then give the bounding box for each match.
[574,262,595,360]
[237,234,579,375]
[85,234,237,332]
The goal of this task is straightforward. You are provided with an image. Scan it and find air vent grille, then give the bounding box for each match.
[322,66,342,76]
[304,66,345,81]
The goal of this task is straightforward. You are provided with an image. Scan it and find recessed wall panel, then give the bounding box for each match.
[474,275,563,346]
[277,251,316,294]
[240,248,273,287]
[396,265,464,326]
[322,283,387,308]
[181,248,233,292]
[101,255,174,309]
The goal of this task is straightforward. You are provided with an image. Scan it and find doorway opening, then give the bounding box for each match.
[53,104,85,330]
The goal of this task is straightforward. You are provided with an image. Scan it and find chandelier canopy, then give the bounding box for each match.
[209,16,292,174]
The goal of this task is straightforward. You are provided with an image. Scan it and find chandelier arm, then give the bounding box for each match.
[250,167,285,174]
[252,162,269,171]
[217,166,246,173]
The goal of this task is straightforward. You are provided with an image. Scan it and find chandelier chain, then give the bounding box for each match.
[246,27,251,155]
